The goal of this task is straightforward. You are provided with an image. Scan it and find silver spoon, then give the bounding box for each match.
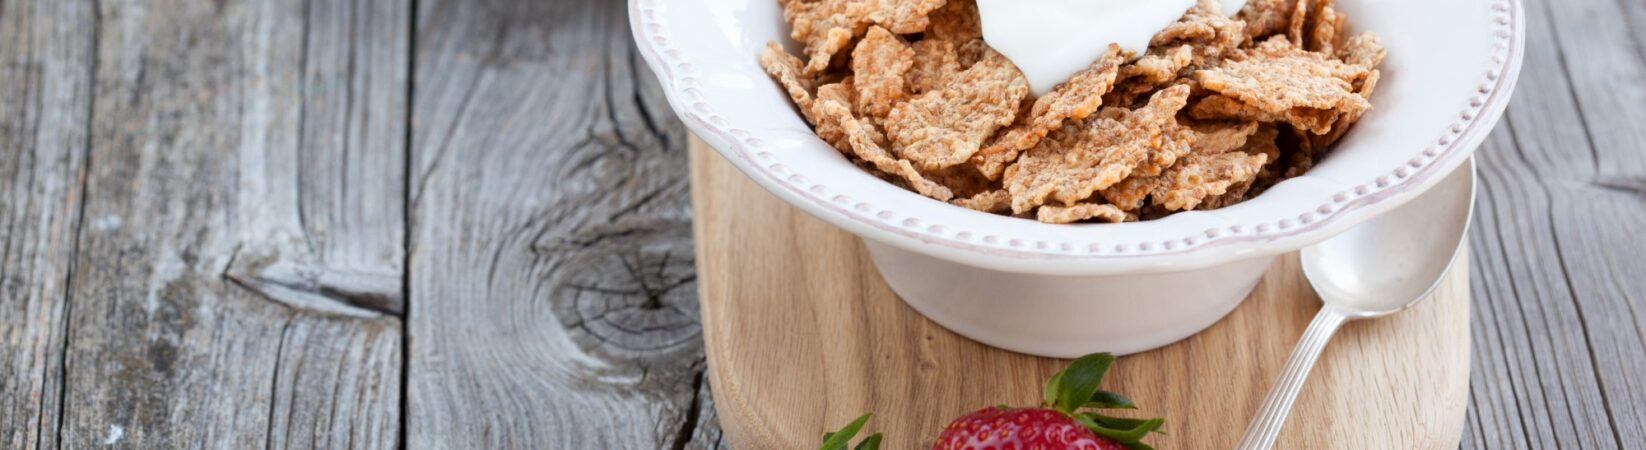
[1234,157,1476,450]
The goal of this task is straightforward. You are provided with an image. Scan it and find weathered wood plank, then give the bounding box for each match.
[265,316,402,450]
[287,0,409,302]
[1528,0,1646,441]
[0,1,94,449]
[406,0,709,447]
[56,0,407,448]
[1460,0,1646,448]
[258,1,410,448]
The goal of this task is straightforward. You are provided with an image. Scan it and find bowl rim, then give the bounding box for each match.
[630,0,1524,275]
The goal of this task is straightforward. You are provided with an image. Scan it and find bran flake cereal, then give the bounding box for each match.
[762,0,1383,223]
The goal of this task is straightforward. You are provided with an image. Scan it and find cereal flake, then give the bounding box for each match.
[1192,37,1371,134]
[951,189,1012,213]
[884,48,1029,170]
[978,47,1129,175]
[852,27,915,118]
[1037,203,1132,224]
[1004,85,1194,214]
[819,100,955,200]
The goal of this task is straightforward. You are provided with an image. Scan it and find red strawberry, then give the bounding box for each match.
[823,353,1160,450]
[932,407,1127,450]
[930,353,1163,450]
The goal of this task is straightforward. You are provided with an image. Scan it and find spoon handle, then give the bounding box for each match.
[1235,308,1350,450]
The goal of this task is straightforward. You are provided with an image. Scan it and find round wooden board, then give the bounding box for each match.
[689,138,1471,449]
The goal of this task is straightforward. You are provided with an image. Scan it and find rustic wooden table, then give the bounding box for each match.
[0,0,1641,448]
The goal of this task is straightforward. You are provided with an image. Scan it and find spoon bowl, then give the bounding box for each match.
[1302,159,1477,317]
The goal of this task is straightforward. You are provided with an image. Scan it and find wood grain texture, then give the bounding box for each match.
[1459,0,1646,448]
[690,138,1472,449]
[405,0,709,448]
[265,316,402,449]
[0,1,93,449]
[3,0,1645,447]
[54,0,407,448]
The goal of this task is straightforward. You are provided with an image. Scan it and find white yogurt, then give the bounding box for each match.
[979,0,1247,95]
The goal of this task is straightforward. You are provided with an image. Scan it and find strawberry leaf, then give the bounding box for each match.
[1087,414,1162,433]
[1074,412,1165,450]
[818,413,873,450]
[1085,390,1137,410]
[1043,370,1066,407]
[1053,353,1115,413]
[853,433,882,450]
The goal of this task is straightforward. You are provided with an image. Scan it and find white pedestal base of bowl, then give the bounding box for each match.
[865,240,1273,358]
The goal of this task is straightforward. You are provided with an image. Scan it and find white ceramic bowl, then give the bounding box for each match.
[633,0,1524,357]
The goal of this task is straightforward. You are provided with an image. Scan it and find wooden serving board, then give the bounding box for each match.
[689,138,1471,449]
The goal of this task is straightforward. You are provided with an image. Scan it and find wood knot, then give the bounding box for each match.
[546,219,699,358]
